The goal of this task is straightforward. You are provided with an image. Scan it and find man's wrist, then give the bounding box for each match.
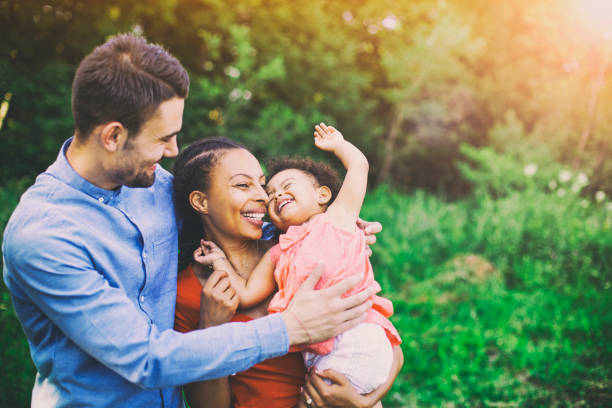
[281,310,310,346]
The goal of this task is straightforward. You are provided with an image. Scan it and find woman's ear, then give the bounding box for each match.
[189,190,208,215]
[316,185,332,205]
[99,122,127,152]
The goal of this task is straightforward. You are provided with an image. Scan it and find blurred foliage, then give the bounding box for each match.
[2,0,611,193]
[0,178,36,407]
[2,0,612,406]
[361,184,611,407]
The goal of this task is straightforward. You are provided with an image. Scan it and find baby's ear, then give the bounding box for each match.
[316,185,332,205]
[189,190,208,214]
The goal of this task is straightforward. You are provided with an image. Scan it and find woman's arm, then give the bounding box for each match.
[302,345,404,408]
[182,269,239,408]
[184,378,231,408]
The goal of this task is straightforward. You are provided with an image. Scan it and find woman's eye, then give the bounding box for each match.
[235,183,249,188]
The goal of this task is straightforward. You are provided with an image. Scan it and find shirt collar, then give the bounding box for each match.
[46,137,121,203]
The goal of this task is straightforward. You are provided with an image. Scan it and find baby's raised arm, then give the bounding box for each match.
[314,123,369,231]
[195,240,277,309]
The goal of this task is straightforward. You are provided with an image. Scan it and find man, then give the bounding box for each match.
[2,34,375,407]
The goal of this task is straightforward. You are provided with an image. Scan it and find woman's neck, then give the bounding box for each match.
[204,229,263,279]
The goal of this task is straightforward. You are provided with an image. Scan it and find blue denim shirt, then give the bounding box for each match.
[2,139,289,407]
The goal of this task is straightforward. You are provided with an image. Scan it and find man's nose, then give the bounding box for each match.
[164,136,179,158]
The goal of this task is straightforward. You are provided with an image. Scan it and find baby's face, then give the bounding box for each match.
[266,169,327,231]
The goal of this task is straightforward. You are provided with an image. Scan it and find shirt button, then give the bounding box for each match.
[140,295,145,302]
[142,252,147,260]
[98,197,104,203]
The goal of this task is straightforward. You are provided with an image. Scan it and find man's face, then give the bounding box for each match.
[110,97,184,188]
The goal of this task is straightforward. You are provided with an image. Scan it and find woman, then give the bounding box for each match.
[173,137,403,408]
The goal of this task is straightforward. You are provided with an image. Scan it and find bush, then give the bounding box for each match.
[361,185,611,407]
[0,178,35,407]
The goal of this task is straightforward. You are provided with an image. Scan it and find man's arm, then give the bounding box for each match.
[3,225,288,388]
[5,223,372,387]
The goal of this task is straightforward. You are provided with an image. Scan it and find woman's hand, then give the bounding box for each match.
[198,270,239,329]
[302,370,368,408]
[302,345,403,408]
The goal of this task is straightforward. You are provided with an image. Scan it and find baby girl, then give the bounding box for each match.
[196,123,401,401]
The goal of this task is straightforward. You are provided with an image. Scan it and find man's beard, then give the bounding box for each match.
[112,140,157,188]
[123,170,156,188]
[109,162,156,188]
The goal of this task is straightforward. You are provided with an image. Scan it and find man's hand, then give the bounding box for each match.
[198,270,239,329]
[281,264,373,346]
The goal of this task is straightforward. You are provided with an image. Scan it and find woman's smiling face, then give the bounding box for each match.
[203,148,268,241]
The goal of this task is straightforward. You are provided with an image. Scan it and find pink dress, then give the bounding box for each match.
[267,212,401,354]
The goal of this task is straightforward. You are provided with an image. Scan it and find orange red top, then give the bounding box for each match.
[175,264,306,408]
[268,212,401,354]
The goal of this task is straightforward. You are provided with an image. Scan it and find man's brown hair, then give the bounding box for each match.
[71,34,189,140]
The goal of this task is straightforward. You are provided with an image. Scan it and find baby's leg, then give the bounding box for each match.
[303,322,393,394]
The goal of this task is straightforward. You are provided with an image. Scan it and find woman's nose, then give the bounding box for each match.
[254,183,268,202]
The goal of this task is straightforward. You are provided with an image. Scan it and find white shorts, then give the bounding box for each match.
[303,323,393,394]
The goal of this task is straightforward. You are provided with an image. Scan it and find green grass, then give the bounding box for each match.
[1,182,611,407]
[362,186,612,407]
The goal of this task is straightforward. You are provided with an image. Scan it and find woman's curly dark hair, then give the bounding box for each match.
[173,137,247,271]
[266,157,342,205]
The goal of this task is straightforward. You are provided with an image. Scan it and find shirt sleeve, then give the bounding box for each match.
[3,219,289,389]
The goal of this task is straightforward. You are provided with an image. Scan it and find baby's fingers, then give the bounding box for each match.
[200,240,220,254]
[193,247,209,264]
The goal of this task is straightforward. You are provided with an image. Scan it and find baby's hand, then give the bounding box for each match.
[314,123,344,152]
[194,240,232,271]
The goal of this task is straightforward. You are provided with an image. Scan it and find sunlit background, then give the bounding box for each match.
[1,0,611,406]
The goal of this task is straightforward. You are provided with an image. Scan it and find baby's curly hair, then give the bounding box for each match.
[267,157,342,205]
